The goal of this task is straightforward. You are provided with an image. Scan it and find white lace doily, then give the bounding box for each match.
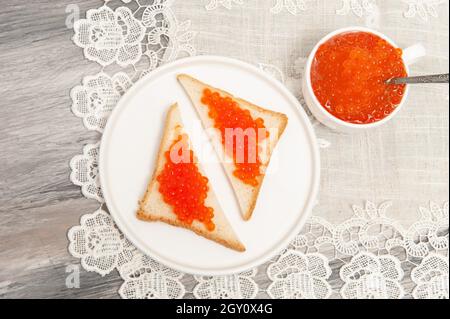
[68,0,449,299]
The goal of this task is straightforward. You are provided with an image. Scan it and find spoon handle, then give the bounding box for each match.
[387,73,449,84]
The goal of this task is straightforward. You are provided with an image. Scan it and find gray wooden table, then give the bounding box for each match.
[0,0,135,299]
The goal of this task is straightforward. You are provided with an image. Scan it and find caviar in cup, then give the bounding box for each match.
[302,27,426,132]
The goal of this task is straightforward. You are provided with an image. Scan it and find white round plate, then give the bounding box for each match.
[100,56,320,276]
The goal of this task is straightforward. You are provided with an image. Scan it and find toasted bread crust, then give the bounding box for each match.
[137,210,245,252]
[137,104,245,252]
[177,74,288,221]
[178,74,289,124]
[138,104,178,211]
[243,116,288,221]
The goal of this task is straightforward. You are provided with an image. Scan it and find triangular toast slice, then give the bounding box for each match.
[177,74,288,221]
[137,104,245,252]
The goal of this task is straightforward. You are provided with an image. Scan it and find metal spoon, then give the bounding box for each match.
[386,73,449,85]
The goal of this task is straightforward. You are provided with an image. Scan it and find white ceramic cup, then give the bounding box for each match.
[302,26,426,133]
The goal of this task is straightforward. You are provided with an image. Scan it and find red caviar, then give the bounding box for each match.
[157,135,215,231]
[201,89,268,187]
[311,31,407,124]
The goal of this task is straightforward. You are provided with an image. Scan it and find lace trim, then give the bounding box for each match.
[68,201,449,298]
[71,73,133,133]
[69,142,103,202]
[205,0,245,10]
[193,269,259,299]
[203,0,445,21]
[270,0,311,15]
[402,0,446,21]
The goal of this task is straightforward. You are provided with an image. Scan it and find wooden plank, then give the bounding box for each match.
[0,0,119,299]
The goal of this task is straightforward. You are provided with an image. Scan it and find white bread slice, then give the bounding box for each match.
[137,104,245,252]
[177,74,288,221]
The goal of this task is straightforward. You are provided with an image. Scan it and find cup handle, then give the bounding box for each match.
[402,43,426,66]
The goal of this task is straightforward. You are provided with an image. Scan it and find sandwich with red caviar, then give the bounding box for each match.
[137,104,245,252]
[177,75,288,221]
